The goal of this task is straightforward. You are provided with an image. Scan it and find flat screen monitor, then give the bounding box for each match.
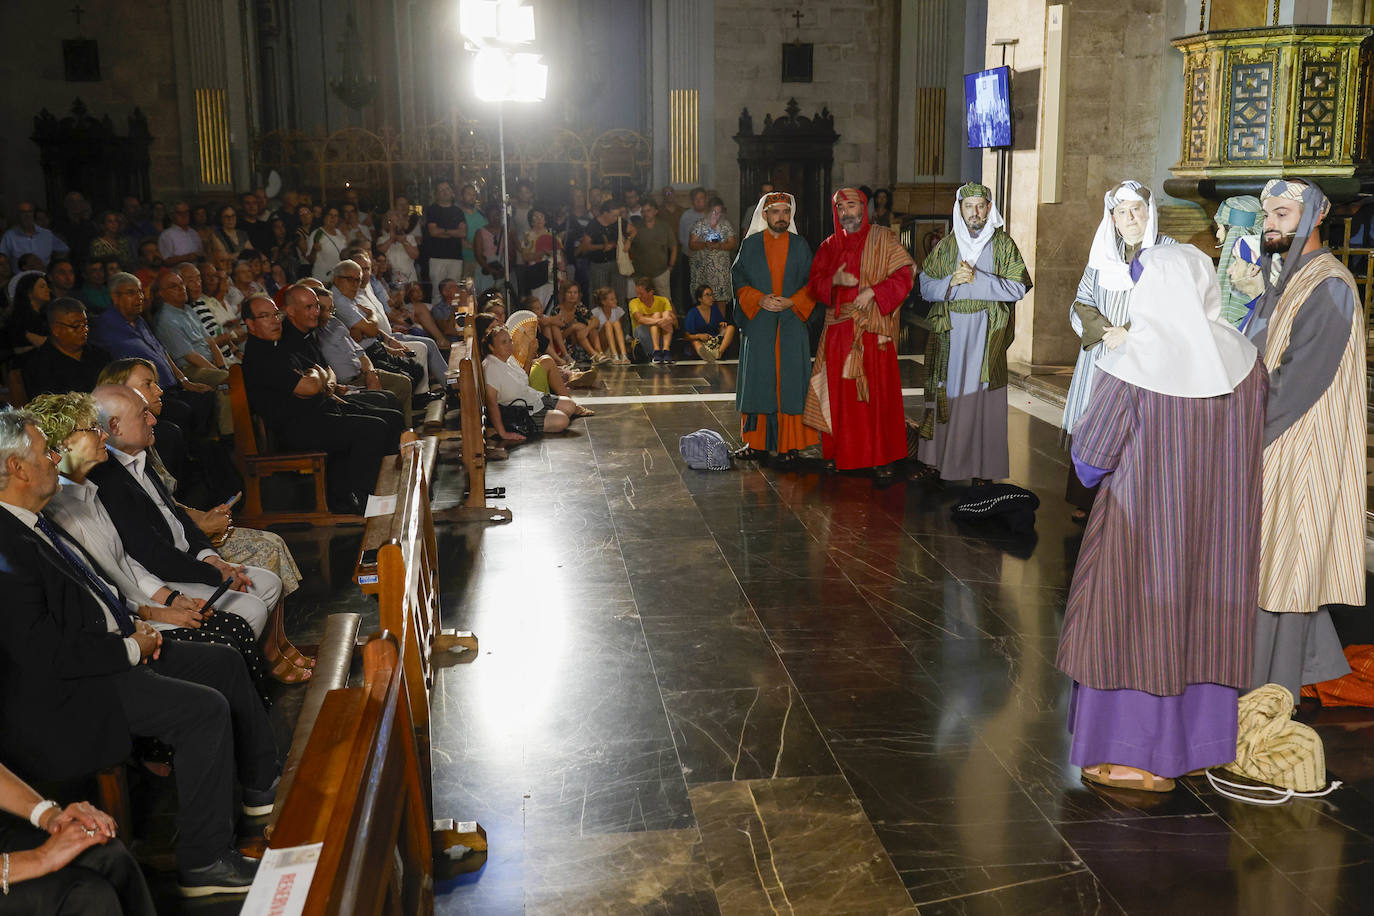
[965,66,1011,149]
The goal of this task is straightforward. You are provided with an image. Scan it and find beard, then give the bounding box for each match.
[839,214,863,233]
[1262,231,1295,255]
[767,217,789,233]
[964,216,987,233]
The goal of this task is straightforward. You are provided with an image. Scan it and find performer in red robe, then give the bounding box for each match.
[804,188,914,477]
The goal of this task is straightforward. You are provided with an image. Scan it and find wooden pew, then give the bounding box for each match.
[447,316,513,523]
[227,365,355,527]
[268,634,436,914]
[353,432,440,593]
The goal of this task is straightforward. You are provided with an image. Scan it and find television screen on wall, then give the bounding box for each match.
[965,66,1011,149]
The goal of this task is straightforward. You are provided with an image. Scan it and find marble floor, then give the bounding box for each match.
[159,356,1374,914]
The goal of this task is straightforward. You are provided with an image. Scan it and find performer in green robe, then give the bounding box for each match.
[915,182,1030,482]
[731,192,818,463]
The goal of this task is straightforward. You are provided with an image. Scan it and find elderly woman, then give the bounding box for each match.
[208,204,254,257]
[478,322,593,441]
[1061,180,1176,520]
[26,392,289,695]
[688,197,738,304]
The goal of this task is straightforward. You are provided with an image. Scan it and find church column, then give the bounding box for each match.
[169,0,255,193]
[658,0,711,190]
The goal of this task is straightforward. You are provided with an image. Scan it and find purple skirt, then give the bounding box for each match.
[1068,682,1238,778]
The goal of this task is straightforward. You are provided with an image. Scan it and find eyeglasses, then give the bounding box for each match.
[70,426,104,438]
[250,310,283,321]
[54,320,89,330]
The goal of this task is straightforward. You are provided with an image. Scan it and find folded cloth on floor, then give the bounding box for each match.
[1208,683,1339,805]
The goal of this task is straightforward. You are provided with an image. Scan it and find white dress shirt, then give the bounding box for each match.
[0,499,141,665]
[107,446,216,561]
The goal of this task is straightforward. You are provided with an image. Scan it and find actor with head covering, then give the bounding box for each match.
[1056,244,1267,792]
[803,188,914,480]
[914,182,1030,483]
[730,192,818,465]
[1061,180,1176,518]
[1227,234,1264,332]
[1246,178,1365,700]
[1213,195,1263,325]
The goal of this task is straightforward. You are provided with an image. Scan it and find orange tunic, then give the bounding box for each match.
[738,230,818,452]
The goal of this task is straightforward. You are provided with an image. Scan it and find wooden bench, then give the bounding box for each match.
[227,365,353,527]
[267,633,437,914]
[449,324,513,523]
[353,432,440,593]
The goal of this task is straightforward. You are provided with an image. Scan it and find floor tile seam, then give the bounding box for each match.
[903,865,1096,907]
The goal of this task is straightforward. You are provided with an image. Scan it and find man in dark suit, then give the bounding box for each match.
[239,289,398,514]
[0,408,278,897]
[86,384,281,637]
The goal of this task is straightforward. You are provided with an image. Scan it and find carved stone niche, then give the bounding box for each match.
[734,99,840,245]
[1168,25,1374,203]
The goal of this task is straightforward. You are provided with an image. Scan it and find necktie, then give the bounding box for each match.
[140,455,178,509]
[34,514,137,637]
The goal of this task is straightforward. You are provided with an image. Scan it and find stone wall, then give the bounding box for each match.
[0,0,186,213]
[711,0,897,216]
[986,0,1177,368]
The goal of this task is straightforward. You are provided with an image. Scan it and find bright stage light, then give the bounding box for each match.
[459,0,534,44]
[472,48,547,102]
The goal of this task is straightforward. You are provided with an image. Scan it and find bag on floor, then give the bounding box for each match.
[950,483,1039,535]
[679,429,731,471]
[497,399,537,439]
[1206,683,1340,805]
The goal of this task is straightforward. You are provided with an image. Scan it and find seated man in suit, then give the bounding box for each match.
[240,290,399,515]
[86,384,282,638]
[0,408,277,897]
[0,760,154,915]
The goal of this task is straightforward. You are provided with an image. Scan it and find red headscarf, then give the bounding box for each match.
[830,188,870,249]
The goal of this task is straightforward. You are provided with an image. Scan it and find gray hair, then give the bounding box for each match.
[0,408,40,490]
[108,271,142,294]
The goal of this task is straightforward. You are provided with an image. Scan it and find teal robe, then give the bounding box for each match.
[731,231,814,419]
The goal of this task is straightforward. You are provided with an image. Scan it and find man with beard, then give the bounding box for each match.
[804,188,914,480]
[1245,178,1365,701]
[916,182,1029,483]
[731,192,817,465]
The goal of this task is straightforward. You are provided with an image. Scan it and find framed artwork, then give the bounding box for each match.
[904,218,951,271]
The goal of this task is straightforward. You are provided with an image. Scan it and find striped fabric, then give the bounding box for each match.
[1257,254,1366,613]
[1060,237,1178,439]
[1224,683,1327,792]
[1056,362,1268,695]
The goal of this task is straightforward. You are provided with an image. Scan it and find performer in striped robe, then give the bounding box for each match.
[1056,245,1267,792]
[1061,181,1176,519]
[1247,178,1366,700]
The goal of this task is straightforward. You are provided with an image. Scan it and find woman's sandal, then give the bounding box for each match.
[571,406,596,419]
[277,642,316,669]
[1081,763,1175,793]
[267,654,312,685]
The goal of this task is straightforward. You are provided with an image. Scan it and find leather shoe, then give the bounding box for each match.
[243,777,280,816]
[178,850,260,897]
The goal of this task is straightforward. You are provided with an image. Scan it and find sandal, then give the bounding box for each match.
[571,406,596,419]
[266,654,313,685]
[1081,763,1175,793]
[1070,509,1088,525]
[732,446,764,461]
[278,643,316,669]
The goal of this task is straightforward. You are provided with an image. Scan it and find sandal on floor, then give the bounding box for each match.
[1070,509,1088,525]
[571,406,596,419]
[732,446,764,461]
[1081,764,1175,793]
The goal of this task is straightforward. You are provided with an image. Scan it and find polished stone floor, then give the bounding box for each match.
[160,357,1374,914]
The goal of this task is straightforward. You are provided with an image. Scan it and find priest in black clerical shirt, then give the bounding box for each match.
[21,298,110,398]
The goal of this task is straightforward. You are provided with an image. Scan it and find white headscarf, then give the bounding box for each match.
[1087,180,1160,292]
[742,192,798,239]
[1096,244,1257,398]
[951,183,1003,265]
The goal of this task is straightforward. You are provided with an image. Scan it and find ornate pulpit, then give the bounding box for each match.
[1166,26,1374,201]
[734,99,839,245]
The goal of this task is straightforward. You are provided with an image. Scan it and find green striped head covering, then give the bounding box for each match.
[957,182,991,202]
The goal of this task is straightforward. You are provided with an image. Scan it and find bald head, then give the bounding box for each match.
[92,383,155,455]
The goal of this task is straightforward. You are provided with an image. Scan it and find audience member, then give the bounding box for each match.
[240,192,274,253]
[240,291,398,514]
[628,199,676,308]
[95,359,189,490]
[149,270,231,394]
[340,202,370,247]
[157,203,203,267]
[579,201,621,310]
[132,240,162,291]
[684,284,735,361]
[328,259,429,395]
[0,760,153,914]
[478,323,593,441]
[688,197,738,310]
[303,206,348,281]
[179,262,239,363]
[22,299,109,398]
[309,285,415,426]
[0,408,275,897]
[473,202,507,295]
[543,282,605,366]
[208,205,253,258]
[74,258,111,314]
[629,277,677,364]
[1,202,69,268]
[516,207,559,306]
[376,200,421,286]
[121,196,157,245]
[45,257,77,302]
[590,286,629,364]
[675,187,708,306]
[457,183,486,281]
[351,249,446,383]
[53,193,98,265]
[6,272,52,355]
[90,211,134,270]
